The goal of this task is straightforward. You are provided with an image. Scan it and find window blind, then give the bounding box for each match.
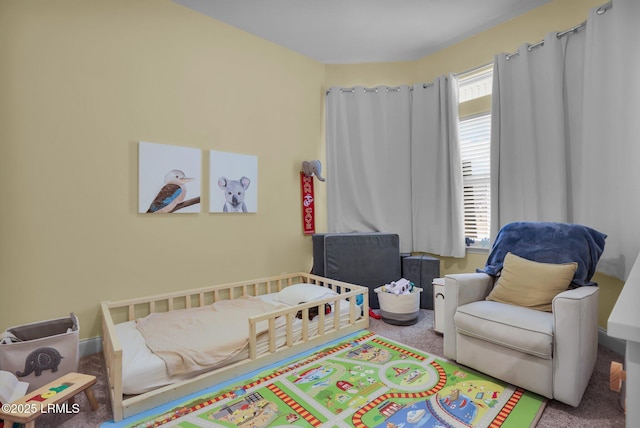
[460,114,491,246]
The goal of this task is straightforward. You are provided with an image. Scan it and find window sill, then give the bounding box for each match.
[465,246,490,255]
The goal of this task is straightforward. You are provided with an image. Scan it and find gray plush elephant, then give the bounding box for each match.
[301,160,326,182]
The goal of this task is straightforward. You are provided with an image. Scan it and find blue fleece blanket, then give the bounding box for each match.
[480,222,607,286]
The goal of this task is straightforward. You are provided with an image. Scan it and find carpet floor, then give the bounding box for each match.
[35,309,626,427]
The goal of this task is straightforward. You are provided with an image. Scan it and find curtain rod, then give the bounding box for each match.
[326,63,490,96]
[327,86,404,95]
[505,1,612,60]
[327,79,450,95]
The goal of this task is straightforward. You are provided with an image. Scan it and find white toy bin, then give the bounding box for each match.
[374,286,422,326]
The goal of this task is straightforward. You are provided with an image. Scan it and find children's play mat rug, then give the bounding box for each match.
[109,331,546,428]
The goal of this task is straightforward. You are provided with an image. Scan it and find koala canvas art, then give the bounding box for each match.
[210,150,258,213]
[218,176,250,212]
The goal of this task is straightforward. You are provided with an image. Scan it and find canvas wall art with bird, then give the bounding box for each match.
[146,169,194,213]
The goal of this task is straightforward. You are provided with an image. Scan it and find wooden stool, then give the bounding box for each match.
[0,372,98,428]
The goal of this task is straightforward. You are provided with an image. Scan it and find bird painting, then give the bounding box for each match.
[146,169,194,213]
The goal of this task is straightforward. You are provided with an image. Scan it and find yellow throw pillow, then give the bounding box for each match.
[486,252,577,312]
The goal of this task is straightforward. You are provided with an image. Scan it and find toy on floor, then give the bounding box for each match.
[369,308,382,319]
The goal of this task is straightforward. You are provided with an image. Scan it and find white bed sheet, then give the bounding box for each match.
[116,294,360,395]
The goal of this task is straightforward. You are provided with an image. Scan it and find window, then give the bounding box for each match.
[458,66,492,249]
[459,114,491,248]
[458,65,493,103]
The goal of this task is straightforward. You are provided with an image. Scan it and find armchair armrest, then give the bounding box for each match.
[552,286,599,407]
[443,273,495,359]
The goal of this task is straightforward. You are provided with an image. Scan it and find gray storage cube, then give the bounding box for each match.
[401,255,440,309]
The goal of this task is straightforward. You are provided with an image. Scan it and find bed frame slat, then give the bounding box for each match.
[301,311,310,342]
[249,320,257,359]
[318,307,326,336]
[286,313,294,347]
[334,299,341,330]
[268,318,276,353]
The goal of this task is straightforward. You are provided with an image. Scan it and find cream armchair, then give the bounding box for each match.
[442,222,606,407]
[443,273,598,407]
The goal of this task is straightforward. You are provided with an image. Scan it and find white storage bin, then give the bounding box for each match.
[374,286,422,326]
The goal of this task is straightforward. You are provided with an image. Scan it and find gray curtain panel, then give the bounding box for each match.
[491,1,640,280]
[326,76,465,257]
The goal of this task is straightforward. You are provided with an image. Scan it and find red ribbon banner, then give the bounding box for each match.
[301,172,315,235]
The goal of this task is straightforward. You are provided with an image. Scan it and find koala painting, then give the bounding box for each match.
[218,176,250,212]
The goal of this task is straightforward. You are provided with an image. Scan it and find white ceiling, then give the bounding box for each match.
[171,0,550,64]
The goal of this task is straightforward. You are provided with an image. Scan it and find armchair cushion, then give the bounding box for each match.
[486,252,577,311]
[455,301,554,358]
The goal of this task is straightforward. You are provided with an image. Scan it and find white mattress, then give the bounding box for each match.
[116,293,360,395]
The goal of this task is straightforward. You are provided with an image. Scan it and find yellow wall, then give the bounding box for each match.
[0,0,326,339]
[0,0,622,340]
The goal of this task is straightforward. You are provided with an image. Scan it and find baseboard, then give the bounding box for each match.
[598,327,626,356]
[81,329,627,359]
[80,336,102,357]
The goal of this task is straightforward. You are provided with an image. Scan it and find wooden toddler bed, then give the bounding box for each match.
[101,272,369,422]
